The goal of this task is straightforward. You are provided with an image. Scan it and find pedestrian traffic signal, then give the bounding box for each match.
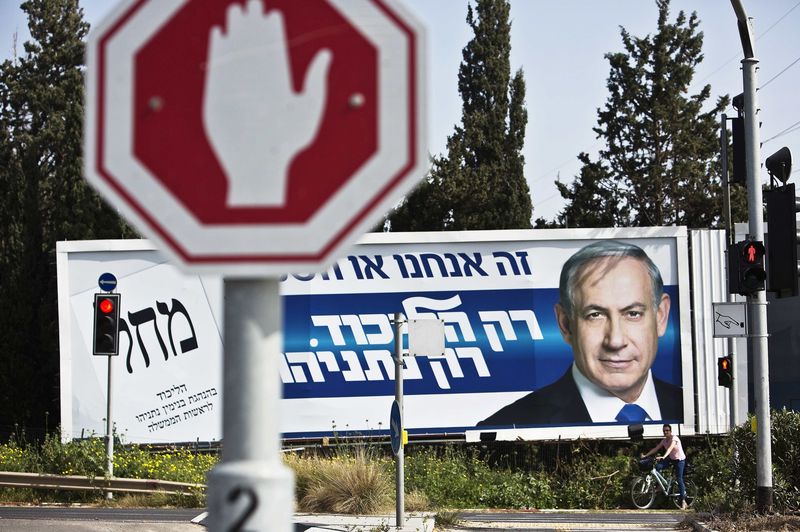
[93,293,121,356]
[718,356,733,388]
[728,240,766,296]
[766,182,799,298]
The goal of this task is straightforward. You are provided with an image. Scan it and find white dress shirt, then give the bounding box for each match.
[571,363,663,422]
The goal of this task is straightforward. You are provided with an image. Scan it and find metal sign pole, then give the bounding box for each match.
[393,312,404,530]
[208,278,294,532]
[730,1,773,511]
[720,113,741,428]
[105,354,114,500]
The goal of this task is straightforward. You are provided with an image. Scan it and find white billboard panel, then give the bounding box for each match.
[57,228,695,443]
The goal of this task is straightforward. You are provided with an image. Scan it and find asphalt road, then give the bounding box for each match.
[0,506,694,531]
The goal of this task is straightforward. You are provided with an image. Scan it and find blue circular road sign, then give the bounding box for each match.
[390,400,402,455]
[98,272,117,292]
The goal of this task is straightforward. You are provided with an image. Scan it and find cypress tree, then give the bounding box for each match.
[387,0,532,231]
[0,0,134,436]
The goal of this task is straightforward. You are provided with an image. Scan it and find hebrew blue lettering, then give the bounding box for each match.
[515,250,532,275]
[358,255,389,279]
[493,251,520,275]
[444,253,463,277]
[458,253,488,276]
[421,253,448,277]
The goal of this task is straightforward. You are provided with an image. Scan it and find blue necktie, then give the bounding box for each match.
[616,404,649,423]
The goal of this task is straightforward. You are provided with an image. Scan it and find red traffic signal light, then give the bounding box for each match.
[742,241,764,264]
[718,356,733,388]
[93,293,121,356]
[99,298,115,314]
[728,240,766,296]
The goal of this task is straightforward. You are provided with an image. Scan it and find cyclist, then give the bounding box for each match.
[641,423,687,509]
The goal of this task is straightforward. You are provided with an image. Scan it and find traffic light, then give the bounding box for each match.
[718,356,733,388]
[93,293,121,356]
[730,117,747,186]
[766,183,798,298]
[728,240,766,296]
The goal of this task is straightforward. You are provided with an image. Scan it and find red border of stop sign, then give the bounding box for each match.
[84,0,427,275]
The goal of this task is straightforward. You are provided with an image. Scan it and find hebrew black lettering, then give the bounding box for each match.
[182,402,214,420]
[120,319,144,374]
[161,398,187,415]
[156,298,199,357]
[128,307,169,371]
[137,408,161,423]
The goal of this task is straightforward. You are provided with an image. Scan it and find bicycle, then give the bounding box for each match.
[630,456,697,509]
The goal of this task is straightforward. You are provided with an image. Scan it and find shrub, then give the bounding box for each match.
[551,446,631,509]
[690,408,800,514]
[404,444,554,509]
[290,447,392,514]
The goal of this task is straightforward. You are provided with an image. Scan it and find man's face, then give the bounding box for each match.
[555,256,670,403]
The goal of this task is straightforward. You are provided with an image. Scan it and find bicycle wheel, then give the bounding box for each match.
[669,478,698,509]
[631,475,657,509]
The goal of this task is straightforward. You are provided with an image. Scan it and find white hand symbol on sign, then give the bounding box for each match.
[203,0,332,207]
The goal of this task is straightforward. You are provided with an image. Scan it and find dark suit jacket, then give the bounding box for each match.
[477,368,682,427]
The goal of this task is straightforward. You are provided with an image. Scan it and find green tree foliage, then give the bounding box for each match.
[387,0,532,231]
[551,0,745,229]
[0,0,134,436]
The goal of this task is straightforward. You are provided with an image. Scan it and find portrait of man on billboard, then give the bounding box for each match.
[479,240,682,426]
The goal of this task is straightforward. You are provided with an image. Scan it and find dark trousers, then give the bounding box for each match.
[656,458,686,499]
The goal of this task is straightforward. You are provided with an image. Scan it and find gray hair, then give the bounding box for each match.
[558,240,664,318]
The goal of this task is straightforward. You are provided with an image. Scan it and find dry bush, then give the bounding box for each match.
[403,489,431,512]
[292,448,392,514]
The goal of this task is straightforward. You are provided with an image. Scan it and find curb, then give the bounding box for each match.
[687,513,717,532]
[295,512,436,532]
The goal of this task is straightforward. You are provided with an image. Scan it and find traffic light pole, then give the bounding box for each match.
[729,0,775,508]
[105,354,114,500]
[742,55,773,513]
[720,114,741,428]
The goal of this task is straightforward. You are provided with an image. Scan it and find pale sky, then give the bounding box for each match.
[2,0,799,222]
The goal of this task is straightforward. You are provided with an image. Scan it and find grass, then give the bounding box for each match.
[2,409,799,521]
[287,447,393,514]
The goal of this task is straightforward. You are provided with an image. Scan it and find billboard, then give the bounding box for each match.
[57,228,694,444]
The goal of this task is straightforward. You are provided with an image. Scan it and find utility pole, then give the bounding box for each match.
[720,115,741,428]
[729,0,773,512]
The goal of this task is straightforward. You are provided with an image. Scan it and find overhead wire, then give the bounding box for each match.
[760,54,800,89]
[763,120,800,144]
[696,0,800,86]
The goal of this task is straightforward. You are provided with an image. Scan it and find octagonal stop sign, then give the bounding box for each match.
[85,0,427,275]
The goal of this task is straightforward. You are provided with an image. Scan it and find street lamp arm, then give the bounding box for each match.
[730,0,755,58]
